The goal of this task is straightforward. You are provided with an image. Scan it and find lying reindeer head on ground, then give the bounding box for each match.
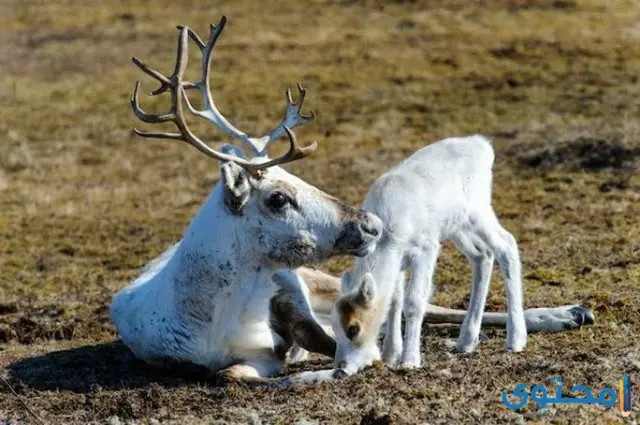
[331,271,383,376]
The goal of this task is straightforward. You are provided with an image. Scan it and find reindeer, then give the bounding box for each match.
[324,135,596,378]
[111,17,594,385]
[110,17,383,384]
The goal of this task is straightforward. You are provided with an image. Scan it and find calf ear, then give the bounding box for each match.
[355,273,376,307]
[221,162,251,215]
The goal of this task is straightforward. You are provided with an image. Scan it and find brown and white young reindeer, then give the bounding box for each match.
[110,17,383,384]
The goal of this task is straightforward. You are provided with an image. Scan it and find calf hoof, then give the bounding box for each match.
[454,333,479,354]
[504,340,526,353]
[399,355,422,369]
[382,349,402,367]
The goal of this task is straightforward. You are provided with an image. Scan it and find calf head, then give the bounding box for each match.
[331,271,383,376]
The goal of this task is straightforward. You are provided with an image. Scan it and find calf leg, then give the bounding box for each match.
[382,271,405,366]
[400,244,439,368]
[473,211,527,352]
[451,231,494,353]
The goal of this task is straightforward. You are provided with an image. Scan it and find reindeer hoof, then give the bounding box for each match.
[565,305,595,329]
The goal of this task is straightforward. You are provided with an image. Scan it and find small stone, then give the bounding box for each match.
[294,419,319,425]
[438,368,452,379]
[246,411,261,425]
[106,416,122,425]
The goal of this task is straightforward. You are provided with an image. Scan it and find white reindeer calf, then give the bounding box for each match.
[330,135,553,375]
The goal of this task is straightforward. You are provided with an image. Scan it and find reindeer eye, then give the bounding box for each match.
[267,192,289,211]
[346,323,361,339]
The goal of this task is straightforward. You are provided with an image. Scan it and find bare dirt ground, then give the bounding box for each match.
[1,0,639,423]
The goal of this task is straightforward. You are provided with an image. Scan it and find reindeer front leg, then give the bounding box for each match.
[270,270,337,358]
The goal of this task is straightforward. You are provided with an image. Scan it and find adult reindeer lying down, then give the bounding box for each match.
[111,17,383,384]
[111,17,594,386]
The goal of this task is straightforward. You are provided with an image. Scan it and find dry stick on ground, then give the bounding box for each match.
[0,374,49,425]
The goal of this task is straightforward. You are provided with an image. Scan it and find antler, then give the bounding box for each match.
[130,16,317,173]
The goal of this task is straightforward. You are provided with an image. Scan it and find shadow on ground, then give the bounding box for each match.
[7,341,215,393]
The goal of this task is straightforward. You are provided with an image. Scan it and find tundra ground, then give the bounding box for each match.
[1,0,639,423]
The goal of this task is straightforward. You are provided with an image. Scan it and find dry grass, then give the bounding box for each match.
[1,0,639,423]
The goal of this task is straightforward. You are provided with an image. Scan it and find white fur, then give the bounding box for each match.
[112,132,593,385]
[111,163,381,378]
[332,135,528,374]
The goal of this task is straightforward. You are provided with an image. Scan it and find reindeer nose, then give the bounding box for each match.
[360,214,382,237]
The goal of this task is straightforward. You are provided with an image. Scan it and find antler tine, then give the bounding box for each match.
[130,28,189,121]
[262,82,316,147]
[131,57,172,96]
[292,83,316,121]
[176,25,205,49]
[282,125,318,159]
[175,18,225,94]
[131,81,176,123]
[132,128,184,140]
[172,27,190,84]
[247,126,318,171]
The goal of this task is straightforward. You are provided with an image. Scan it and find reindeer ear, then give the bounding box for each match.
[220,144,247,161]
[355,273,376,306]
[220,162,251,215]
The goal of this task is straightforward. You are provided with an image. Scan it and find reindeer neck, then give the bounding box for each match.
[169,183,266,292]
